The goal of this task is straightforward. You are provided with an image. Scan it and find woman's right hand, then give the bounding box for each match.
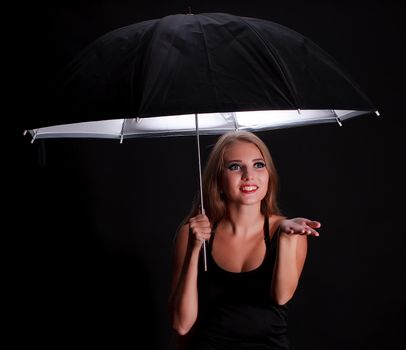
[188,214,212,249]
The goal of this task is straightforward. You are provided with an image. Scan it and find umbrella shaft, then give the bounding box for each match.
[195,113,207,271]
[195,114,204,213]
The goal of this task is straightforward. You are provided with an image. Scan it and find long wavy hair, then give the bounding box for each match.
[183,130,281,225]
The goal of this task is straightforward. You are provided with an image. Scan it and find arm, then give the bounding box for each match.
[271,217,321,305]
[168,215,211,335]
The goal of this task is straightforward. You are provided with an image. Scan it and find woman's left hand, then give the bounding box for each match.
[279,217,321,237]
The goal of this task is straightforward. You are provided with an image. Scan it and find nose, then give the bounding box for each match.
[241,166,253,180]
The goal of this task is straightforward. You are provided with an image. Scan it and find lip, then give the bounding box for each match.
[240,184,259,193]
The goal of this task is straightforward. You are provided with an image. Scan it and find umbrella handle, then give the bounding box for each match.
[200,208,207,272]
[202,238,207,272]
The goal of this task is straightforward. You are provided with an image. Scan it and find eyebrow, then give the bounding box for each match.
[225,158,265,163]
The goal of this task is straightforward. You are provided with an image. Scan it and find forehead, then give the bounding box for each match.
[223,141,263,160]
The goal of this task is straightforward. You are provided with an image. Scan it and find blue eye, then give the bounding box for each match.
[228,163,241,171]
[254,162,266,168]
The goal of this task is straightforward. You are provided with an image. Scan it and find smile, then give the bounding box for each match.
[240,185,258,193]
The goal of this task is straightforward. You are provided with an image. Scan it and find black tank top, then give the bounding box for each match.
[189,218,290,350]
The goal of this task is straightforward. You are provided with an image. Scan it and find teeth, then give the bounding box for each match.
[241,186,258,191]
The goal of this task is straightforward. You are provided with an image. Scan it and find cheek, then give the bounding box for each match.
[221,172,238,192]
[262,173,269,185]
[260,172,269,191]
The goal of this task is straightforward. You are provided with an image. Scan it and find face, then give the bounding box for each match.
[221,141,269,207]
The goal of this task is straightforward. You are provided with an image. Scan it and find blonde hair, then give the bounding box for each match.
[185,130,281,225]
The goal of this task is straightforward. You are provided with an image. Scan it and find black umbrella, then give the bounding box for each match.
[28,12,378,126]
[26,12,379,269]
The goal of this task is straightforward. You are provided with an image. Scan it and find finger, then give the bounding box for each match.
[282,227,295,234]
[191,225,212,234]
[192,220,211,230]
[292,223,308,235]
[305,220,321,228]
[196,231,211,241]
[290,224,313,235]
[202,232,211,240]
[189,214,208,222]
[190,218,211,228]
[195,214,209,221]
[305,229,320,237]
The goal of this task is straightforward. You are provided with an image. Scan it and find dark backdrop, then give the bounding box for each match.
[9,1,404,349]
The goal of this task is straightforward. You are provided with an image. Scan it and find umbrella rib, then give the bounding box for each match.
[120,119,126,143]
[231,112,239,130]
[194,15,222,110]
[239,17,301,108]
[331,109,343,126]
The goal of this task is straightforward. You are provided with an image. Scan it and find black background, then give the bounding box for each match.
[9,1,404,349]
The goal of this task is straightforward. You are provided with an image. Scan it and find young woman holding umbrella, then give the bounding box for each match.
[169,130,321,349]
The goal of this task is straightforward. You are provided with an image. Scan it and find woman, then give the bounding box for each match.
[169,131,320,349]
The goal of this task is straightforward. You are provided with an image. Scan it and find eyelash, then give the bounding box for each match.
[228,163,241,171]
[227,162,266,171]
[254,162,266,169]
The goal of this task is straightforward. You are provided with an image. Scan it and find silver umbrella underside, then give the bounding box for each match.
[27,109,377,142]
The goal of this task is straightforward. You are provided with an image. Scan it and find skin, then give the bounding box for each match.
[169,141,321,336]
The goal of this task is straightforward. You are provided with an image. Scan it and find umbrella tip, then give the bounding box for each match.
[25,129,37,143]
[331,110,342,127]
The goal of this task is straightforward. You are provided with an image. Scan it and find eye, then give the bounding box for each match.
[254,161,266,168]
[227,163,241,171]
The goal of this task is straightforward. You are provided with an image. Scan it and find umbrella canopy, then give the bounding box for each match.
[27,12,377,135]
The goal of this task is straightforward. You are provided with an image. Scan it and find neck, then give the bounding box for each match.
[223,203,264,236]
